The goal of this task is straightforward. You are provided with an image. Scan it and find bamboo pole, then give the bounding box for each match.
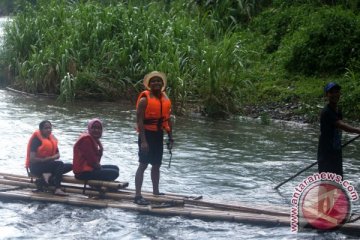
[0,175,288,217]
[0,180,358,231]
[2,176,31,183]
[183,199,289,217]
[0,172,201,200]
[2,188,360,232]
[116,188,202,200]
[1,177,360,233]
[62,176,129,189]
[0,172,129,189]
[61,181,287,216]
[0,178,184,205]
[64,187,184,205]
[0,178,287,218]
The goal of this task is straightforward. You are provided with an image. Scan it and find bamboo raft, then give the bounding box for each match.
[0,172,359,234]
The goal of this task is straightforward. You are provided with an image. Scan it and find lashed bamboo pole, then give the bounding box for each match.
[116,188,202,200]
[1,177,360,234]
[0,174,288,216]
[0,172,201,200]
[0,177,288,218]
[0,178,184,205]
[62,175,129,189]
[0,188,291,226]
[0,172,128,189]
[183,199,289,217]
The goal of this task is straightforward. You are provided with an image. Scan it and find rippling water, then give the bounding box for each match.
[1,89,360,239]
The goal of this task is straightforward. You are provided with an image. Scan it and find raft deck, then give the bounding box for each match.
[0,172,359,235]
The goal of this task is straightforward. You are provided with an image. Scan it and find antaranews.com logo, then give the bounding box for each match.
[290,172,358,232]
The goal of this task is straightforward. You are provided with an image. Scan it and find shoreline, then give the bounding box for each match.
[3,86,317,125]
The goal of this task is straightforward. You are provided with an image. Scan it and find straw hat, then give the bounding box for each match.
[143,71,167,91]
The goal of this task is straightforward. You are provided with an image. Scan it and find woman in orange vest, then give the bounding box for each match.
[134,71,174,205]
[26,120,72,196]
[73,118,119,181]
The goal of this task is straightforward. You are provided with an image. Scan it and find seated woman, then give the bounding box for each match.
[73,118,119,182]
[26,120,72,196]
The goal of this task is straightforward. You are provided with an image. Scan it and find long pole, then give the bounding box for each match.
[274,135,360,190]
[167,141,172,168]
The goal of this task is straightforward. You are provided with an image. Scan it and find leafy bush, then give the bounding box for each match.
[194,0,272,27]
[1,0,251,117]
[341,64,360,120]
[285,7,360,75]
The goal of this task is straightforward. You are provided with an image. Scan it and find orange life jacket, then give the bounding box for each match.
[73,133,101,174]
[136,90,171,133]
[25,130,58,168]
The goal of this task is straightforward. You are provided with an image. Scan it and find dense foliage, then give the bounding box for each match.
[0,0,36,16]
[1,0,360,120]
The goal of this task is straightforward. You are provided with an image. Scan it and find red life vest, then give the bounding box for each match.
[73,133,102,174]
[136,90,171,133]
[25,130,58,168]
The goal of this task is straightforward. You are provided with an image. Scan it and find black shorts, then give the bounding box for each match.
[138,130,163,165]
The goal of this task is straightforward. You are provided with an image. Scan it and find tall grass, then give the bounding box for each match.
[3,0,359,120]
[1,0,252,117]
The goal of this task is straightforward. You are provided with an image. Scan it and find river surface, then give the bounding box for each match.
[1,89,360,240]
[1,17,360,240]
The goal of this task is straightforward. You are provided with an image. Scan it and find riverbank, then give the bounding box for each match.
[242,102,319,124]
[1,2,359,122]
[0,85,329,126]
[4,85,315,125]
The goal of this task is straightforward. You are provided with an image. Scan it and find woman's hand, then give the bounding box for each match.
[44,153,60,162]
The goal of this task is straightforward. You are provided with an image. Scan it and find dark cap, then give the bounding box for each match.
[324,82,341,93]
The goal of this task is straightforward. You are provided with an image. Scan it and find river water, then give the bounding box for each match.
[1,18,360,240]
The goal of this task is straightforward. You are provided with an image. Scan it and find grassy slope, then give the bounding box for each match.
[1,1,359,123]
[237,4,360,123]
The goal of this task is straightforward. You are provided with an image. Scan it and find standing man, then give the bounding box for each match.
[134,71,174,205]
[317,82,360,178]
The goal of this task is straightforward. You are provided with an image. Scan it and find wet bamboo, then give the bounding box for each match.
[0,172,199,200]
[117,188,202,200]
[0,180,286,219]
[64,187,184,205]
[0,178,184,205]
[0,176,288,217]
[62,175,129,189]
[183,199,288,217]
[0,173,128,189]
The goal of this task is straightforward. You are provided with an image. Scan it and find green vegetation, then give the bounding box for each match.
[1,0,360,121]
[0,0,36,16]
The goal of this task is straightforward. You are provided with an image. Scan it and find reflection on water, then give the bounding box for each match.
[0,89,360,239]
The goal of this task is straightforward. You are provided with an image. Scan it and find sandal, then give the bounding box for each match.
[34,178,46,191]
[134,196,150,205]
[153,192,165,196]
[54,189,68,196]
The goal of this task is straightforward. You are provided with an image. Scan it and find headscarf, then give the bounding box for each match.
[88,118,103,134]
[87,118,103,153]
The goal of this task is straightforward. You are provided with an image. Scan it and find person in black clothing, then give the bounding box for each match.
[317,82,360,178]
[26,120,72,196]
